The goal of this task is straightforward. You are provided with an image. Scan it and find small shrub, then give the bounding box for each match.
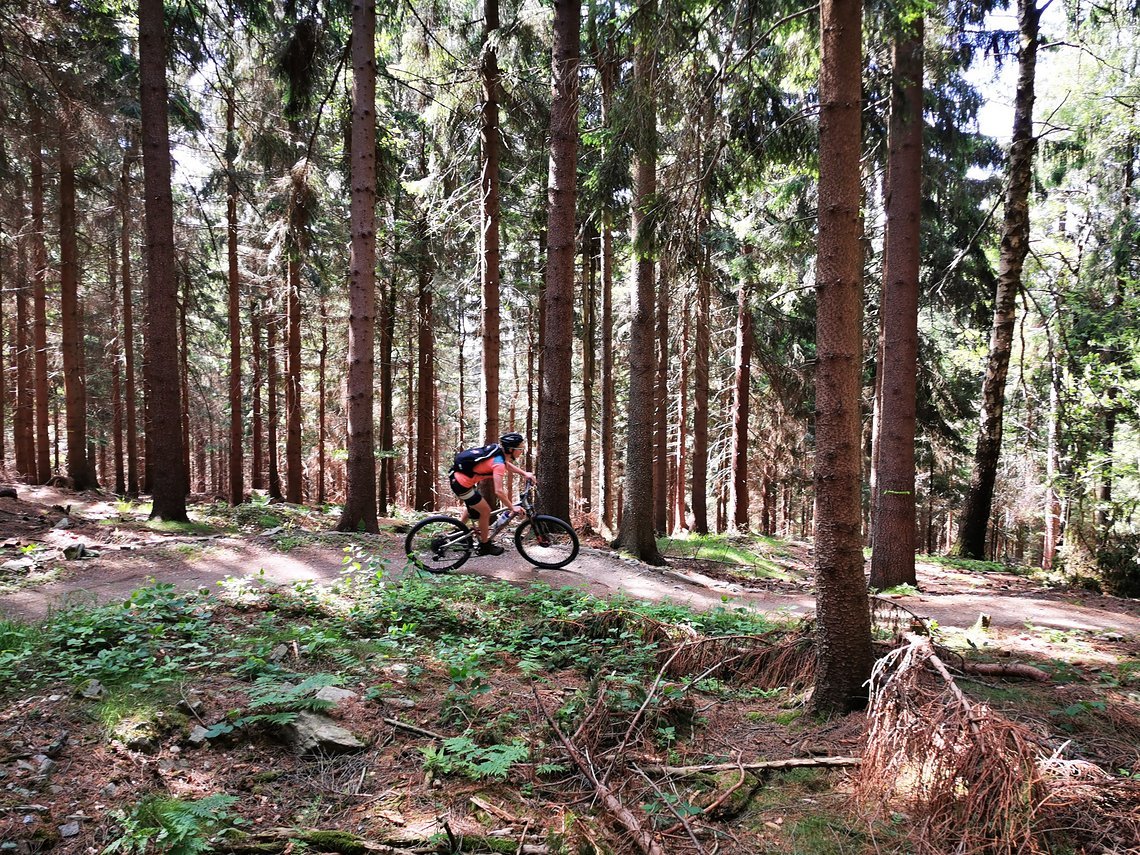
[1096,534,1140,598]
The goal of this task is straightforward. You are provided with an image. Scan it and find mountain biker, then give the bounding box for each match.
[449,432,535,556]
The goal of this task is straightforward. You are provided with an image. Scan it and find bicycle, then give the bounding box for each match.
[404,483,579,573]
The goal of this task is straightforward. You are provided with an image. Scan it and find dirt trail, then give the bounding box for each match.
[2,485,1139,644]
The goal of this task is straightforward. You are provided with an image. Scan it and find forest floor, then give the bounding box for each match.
[1,484,1139,854]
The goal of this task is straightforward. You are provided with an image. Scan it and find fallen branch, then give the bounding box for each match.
[383,717,444,741]
[215,827,550,854]
[960,662,1050,682]
[534,688,664,855]
[470,795,522,824]
[641,756,862,776]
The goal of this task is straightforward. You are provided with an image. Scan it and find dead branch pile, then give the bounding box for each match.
[855,636,1140,854]
[1035,753,1140,852]
[856,637,1045,854]
[655,630,816,691]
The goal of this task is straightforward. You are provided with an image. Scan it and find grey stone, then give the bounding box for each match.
[380,697,416,710]
[279,712,365,756]
[0,558,35,573]
[384,663,410,678]
[58,822,80,838]
[268,644,290,662]
[315,686,358,705]
[52,517,73,530]
[178,692,205,716]
[187,725,210,745]
[33,756,56,776]
[79,680,104,700]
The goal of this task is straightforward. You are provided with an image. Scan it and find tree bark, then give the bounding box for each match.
[180,269,192,485]
[31,109,52,484]
[121,146,140,496]
[811,0,873,715]
[267,311,282,501]
[597,38,617,539]
[955,0,1040,559]
[654,261,669,533]
[14,184,35,478]
[378,195,398,514]
[730,262,753,532]
[414,209,435,512]
[339,0,380,532]
[674,288,689,532]
[480,0,502,445]
[285,165,305,504]
[536,0,580,521]
[692,237,711,535]
[582,223,596,519]
[870,17,923,590]
[1095,147,1133,540]
[251,298,264,490]
[139,0,188,519]
[613,0,664,565]
[58,122,95,490]
[226,82,244,505]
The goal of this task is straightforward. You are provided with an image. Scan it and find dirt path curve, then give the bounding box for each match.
[1,486,1138,642]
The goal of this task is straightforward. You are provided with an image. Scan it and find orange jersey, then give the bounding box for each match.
[451,453,507,489]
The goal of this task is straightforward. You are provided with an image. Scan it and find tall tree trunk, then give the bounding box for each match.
[121,148,140,496]
[597,37,617,539]
[285,166,305,504]
[414,207,435,512]
[537,0,580,520]
[654,261,669,533]
[1095,147,1133,540]
[692,238,711,535]
[59,123,94,490]
[811,0,872,716]
[870,17,923,589]
[955,0,1041,559]
[674,288,690,532]
[480,0,502,445]
[317,302,327,505]
[378,195,398,513]
[14,185,36,477]
[226,82,244,505]
[267,311,282,501]
[180,270,191,484]
[251,299,264,490]
[31,109,52,484]
[139,0,188,519]
[730,264,753,531]
[614,0,664,564]
[339,0,380,532]
[600,213,616,536]
[582,222,596,519]
[1042,346,1062,572]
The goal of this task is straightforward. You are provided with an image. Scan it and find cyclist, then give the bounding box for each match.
[449,432,535,556]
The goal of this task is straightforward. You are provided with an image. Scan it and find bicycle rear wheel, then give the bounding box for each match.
[514,515,579,569]
[405,516,474,573]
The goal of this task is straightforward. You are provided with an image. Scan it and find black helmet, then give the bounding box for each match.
[500,432,524,449]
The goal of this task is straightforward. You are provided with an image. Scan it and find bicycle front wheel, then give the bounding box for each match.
[405,516,474,573]
[515,515,579,569]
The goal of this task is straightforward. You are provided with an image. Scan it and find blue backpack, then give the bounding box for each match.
[450,444,503,477]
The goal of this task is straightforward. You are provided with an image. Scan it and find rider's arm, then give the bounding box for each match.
[492,468,523,514]
[503,459,535,481]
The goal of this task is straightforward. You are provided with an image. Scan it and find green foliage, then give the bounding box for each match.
[657,534,790,580]
[104,794,242,854]
[421,733,528,781]
[1095,534,1140,598]
[0,584,217,695]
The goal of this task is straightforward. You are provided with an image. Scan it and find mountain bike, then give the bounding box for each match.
[404,483,579,573]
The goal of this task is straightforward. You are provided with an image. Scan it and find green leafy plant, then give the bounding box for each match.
[104,794,243,854]
[421,733,528,780]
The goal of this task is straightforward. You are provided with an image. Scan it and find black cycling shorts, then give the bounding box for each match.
[449,475,484,508]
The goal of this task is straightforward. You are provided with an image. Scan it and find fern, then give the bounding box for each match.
[423,733,529,781]
[104,794,242,855]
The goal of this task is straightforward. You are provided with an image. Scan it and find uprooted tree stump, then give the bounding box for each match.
[854,635,1140,854]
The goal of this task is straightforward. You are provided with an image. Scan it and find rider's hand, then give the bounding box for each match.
[511,503,525,516]
[524,472,536,483]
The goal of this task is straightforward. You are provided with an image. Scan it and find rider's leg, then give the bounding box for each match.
[471,497,491,544]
